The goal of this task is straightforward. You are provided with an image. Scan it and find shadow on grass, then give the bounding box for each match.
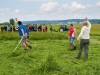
[8,52,21,58]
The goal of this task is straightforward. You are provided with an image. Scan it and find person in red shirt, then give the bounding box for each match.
[68,24,77,50]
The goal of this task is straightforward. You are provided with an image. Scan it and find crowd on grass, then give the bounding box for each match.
[0,24,51,32]
[0,25,16,32]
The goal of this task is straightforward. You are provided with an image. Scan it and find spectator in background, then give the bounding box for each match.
[44,26,46,32]
[75,17,91,60]
[42,25,44,32]
[7,25,11,32]
[29,26,32,31]
[38,25,42,32]
[10,25,12,32]
[46,26,47,32]
[50,25,53,33]
[4,26,7,31]
[26,25,30,39]
[13,25,16,31]
[1,26,4,31]
[34,25,37,32]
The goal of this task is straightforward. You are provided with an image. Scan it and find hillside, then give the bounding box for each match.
[21,19,100,24]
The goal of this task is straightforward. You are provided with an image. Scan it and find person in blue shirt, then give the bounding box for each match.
[15,18,32,51]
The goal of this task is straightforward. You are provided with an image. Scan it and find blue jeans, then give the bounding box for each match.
[70,37,75,45]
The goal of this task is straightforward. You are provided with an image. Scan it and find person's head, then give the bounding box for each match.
[70,24,73,27]
[26,25,29,29]
[83,21,88,26]
[17,21,22,25]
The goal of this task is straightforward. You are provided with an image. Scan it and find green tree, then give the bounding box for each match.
[3,22,9,25]
[10,18,15,25]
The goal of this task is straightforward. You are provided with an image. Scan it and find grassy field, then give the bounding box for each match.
[0,24,100,75]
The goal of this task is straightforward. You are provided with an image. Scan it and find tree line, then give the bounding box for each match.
[0,18,15,25]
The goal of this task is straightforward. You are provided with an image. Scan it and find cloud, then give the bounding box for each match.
[27,14,35,17]
[22,0,51,2]
[0,13,4,16]
[96,1,100,7]
[60,4,69,9]
[22,0,34,1]
[70,2,86,11]
[86,4,92,8]
[58,3,70,14]
[59,2,87,12]
[40,1,59,12]
[58,2,88,14]
[14,9,21,13]
[74,13,82,17]
[22,0,37,1]
[0,8,10,11]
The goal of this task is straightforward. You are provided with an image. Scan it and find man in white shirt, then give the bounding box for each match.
[75,17,91,60]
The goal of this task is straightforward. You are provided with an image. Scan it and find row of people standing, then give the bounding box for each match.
[2,24,37,32]
[27,25,37,32]
[38,25,48,32]
[25,24,48,32]
[0,24,51,32]
[0,25,17,32]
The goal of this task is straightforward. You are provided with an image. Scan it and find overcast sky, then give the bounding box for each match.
[0,0,100,23]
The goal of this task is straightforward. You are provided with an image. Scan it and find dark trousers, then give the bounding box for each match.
[77,39,90,59]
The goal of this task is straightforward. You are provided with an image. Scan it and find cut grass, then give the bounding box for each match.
[0,24,100,75]
[0,39,100,75]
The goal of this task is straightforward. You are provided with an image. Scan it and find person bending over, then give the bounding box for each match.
[15,18,32,51]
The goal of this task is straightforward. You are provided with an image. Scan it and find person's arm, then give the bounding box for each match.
[21,29,25,36]
[85,17,91,28]
[87,21,91,28]
[77,27,84,40]
[74,28,77,39]
[19,25,25,36]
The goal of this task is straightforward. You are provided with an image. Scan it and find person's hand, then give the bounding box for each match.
[22,34,26,39]
[23,34,25,37]
[76,39,79,42]
[15,18,18,21]
[85,17,88,21]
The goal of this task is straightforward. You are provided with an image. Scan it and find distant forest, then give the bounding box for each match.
[22,19,100,24]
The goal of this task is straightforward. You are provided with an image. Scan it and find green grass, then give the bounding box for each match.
[0,39,100,75]
[0,32,68,40]
[0,24,100,75]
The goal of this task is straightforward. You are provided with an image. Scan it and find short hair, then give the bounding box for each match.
[83,21,88,25]
[26,25,28,27]
[18,21,22,25]
[70,24,73,27]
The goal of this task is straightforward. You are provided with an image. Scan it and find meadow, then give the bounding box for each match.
[0,24,100,75]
